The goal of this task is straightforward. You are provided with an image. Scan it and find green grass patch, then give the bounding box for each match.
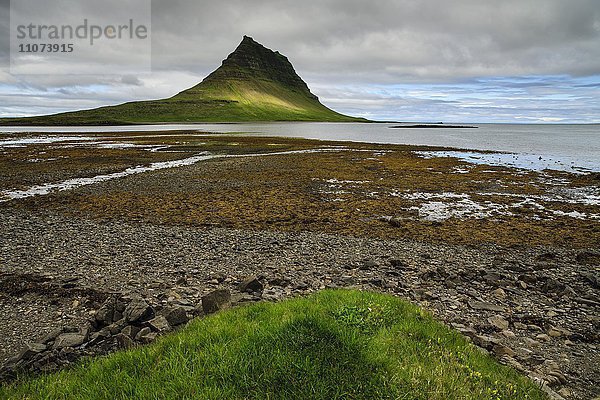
[0,290,546,399]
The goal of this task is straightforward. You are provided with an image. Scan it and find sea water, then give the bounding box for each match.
[1,122,598,172]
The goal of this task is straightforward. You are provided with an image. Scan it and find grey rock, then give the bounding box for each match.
[115,333,135,349]
[524,337,541,347]
[293,282,309,290]
[94,305,113,325]
[41,328,63,344]
[108,319,128,335]
[62,326,79,334]
[482,272,508,285]
[419,269,440,281]
[124,298,154,323]
[138,331,158,344]
[517,280,528,289]
[35,353,57,369]
[201,289,231,314]
[58,347,78,362]
[513,321,528,330]
[548,327,569,337]
[500,355,525,372]
[536,252,558,262]
[369,277,384,287]
[547,370,567,385]
[115,300,126,313]
[534,381,566,400]
[121,325,140,339]
[501,330,516,339]
[359,259,378,270]
[541,278,566,294]
[53,333,86,349]
[472,335,500,349]
[388,218,403,228]
[468,300,504,312]
[268,277,290,287]
[235,293,262,303]
[88,330,110,346]
[148,315,171,332]
[519,274,538,284]
[456,326,478,339]
[488,315,509,331]
[493,344,515,357]
[522,354,545,366]
[96,327,113,340]
[557,388,571,398]
[1,203,597,398]
[527,324,543,332]
[26,342,47,354]
[163,306,188,327]
[536,333,552,342]
[79,325,91,341]
[135,327,152,341]
[237,276,263,293]
[414,289,438,300]
[13,343,47,363]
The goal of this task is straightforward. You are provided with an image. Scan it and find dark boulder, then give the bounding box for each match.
[201,289,231,314]
[124,298,154,323]
[237,276,264,293]
[162,306,189,327]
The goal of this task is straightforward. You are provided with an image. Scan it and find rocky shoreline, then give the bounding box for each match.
[0,274,267,382]
[0,133,598,398]
[0,209,598,399]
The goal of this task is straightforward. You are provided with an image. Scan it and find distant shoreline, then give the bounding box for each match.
[390,124,478,129]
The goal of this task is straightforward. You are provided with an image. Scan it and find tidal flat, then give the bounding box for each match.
[0,131,598,398]
[2,132,597,247]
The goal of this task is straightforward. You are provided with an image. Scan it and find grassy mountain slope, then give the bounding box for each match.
[1,36,364,125]
[0,290,545,399]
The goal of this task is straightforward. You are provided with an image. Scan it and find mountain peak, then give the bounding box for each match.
[201,36,316,99]
[241,34,258,43]
[1,36,364,124]
[239,35,279,54]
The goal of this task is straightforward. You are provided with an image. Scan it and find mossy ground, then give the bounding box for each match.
[1,133,598,248]
[0,289,547,400]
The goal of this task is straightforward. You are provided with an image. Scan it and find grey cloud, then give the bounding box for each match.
[0,0,9,66]
[4,0,600,83]
[1,0,599,121]
[121,75,143,86]
[147,0,600,82]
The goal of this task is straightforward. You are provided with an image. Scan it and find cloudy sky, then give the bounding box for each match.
[1,0,599,123]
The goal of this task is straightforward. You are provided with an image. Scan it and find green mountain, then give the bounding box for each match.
[2,36,364,125]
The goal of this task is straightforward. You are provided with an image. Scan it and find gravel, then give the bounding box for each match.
[0,208,598,399]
